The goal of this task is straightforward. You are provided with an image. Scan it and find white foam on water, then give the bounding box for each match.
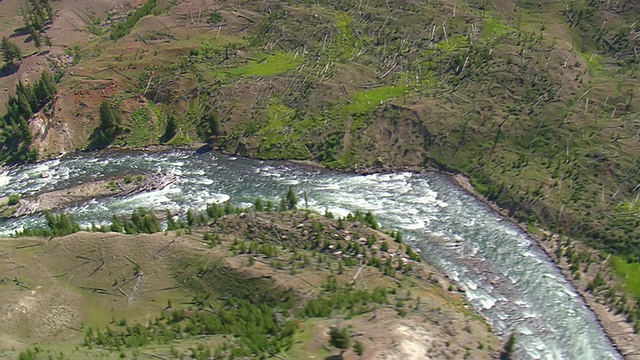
[463,278,478,291]
[316,206,351,219]
[281,179,299,185]
[314,183,341,191]
[304,198,318,207]
[195,178,214,185]
[207,193,231,204]
[262,171,282,178]
[406,190,439,204]
[114,187,176,209]
[237,201,253,209]
[402,218,426,230]
[519,327,534,336]
[344,197,381,212]
[0,173,12,189]
[466,290,497,310]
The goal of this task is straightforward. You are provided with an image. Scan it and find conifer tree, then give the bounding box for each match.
[110,215,123,233]
[1,37,22,64]
[329,326,351,359]
[353,340,365,357]
[285,187,298,210]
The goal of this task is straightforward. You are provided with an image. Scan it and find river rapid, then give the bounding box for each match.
[0,149,621,360]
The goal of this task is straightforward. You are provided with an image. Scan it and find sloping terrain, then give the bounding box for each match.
[2,0,637,259]
[0,211,499,359]
[0,0,639,352]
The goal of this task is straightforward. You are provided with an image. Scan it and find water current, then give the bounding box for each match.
[0,149,621,360]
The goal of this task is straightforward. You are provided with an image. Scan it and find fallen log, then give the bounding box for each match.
[2,172,178,219]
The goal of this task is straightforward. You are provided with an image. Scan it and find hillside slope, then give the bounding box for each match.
[0,211,499,359]
[0,0,639,330]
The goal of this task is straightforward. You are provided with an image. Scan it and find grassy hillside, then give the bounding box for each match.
[0,210,498,359]
[0,0,638,322]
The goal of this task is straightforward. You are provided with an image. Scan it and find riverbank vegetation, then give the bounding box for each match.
[1,192,498,359]
[0,0,639,353]
[10,0,635,265]
[0,70,56,163]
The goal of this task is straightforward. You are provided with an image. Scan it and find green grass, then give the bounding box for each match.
[255,100,309,159]
[343,85,407,115]
[121,107,154,147]
[582,52,604,76]
[286,319,332,359]
[435,35,471,53]
[229,52,302,77]
[483,18,517,39]
[612,255,640,300]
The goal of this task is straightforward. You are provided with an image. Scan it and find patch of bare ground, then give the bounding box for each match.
[0,210,500,358]
[0,231,203,355]
[0,0,136,111]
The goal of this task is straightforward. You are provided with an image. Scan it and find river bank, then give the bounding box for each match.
[0,146,623,358]
[450,173,638,359]
[296,156,635,357]
[0,211,501,359]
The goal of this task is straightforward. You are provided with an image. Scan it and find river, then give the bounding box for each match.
[0,149,621,360]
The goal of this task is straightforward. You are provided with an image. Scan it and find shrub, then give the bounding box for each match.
[7,194,19,205]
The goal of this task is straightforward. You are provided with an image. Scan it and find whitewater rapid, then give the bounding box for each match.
[0,149,621,360]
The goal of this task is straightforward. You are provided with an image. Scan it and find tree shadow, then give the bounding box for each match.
[0,62,20,78]
[324,356,342,360]
[10,27,32,38]
[86,127,113,151]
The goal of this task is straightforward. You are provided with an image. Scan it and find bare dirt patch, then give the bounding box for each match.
[0,211,500,358]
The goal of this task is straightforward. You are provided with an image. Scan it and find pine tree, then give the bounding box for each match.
[503,334,517,358]
[1,37,22,64]
[186,209,196,227]
[166,209,177,230]
[43,33,52,47]
[353,340,365,357]
[111,215,123,233]
[253,197,264,211]
[92,100,121,147]
[161,114,177,143]
[329,326,351,359]
[285,187,298,210]
[99,101,119,132]
[33,31,41,49]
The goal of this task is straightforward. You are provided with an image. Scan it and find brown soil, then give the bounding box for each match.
[0,211,500,358]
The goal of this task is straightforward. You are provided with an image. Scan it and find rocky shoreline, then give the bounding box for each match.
[450,173,638,359]
[179,147,638,358]
[5,145,635,357]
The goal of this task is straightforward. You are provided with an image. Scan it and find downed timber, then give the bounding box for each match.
[1,172,178,219]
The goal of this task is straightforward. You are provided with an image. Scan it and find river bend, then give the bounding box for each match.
[0,149,621,360]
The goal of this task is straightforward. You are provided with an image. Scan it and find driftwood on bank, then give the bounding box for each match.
[3,172,178,219]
